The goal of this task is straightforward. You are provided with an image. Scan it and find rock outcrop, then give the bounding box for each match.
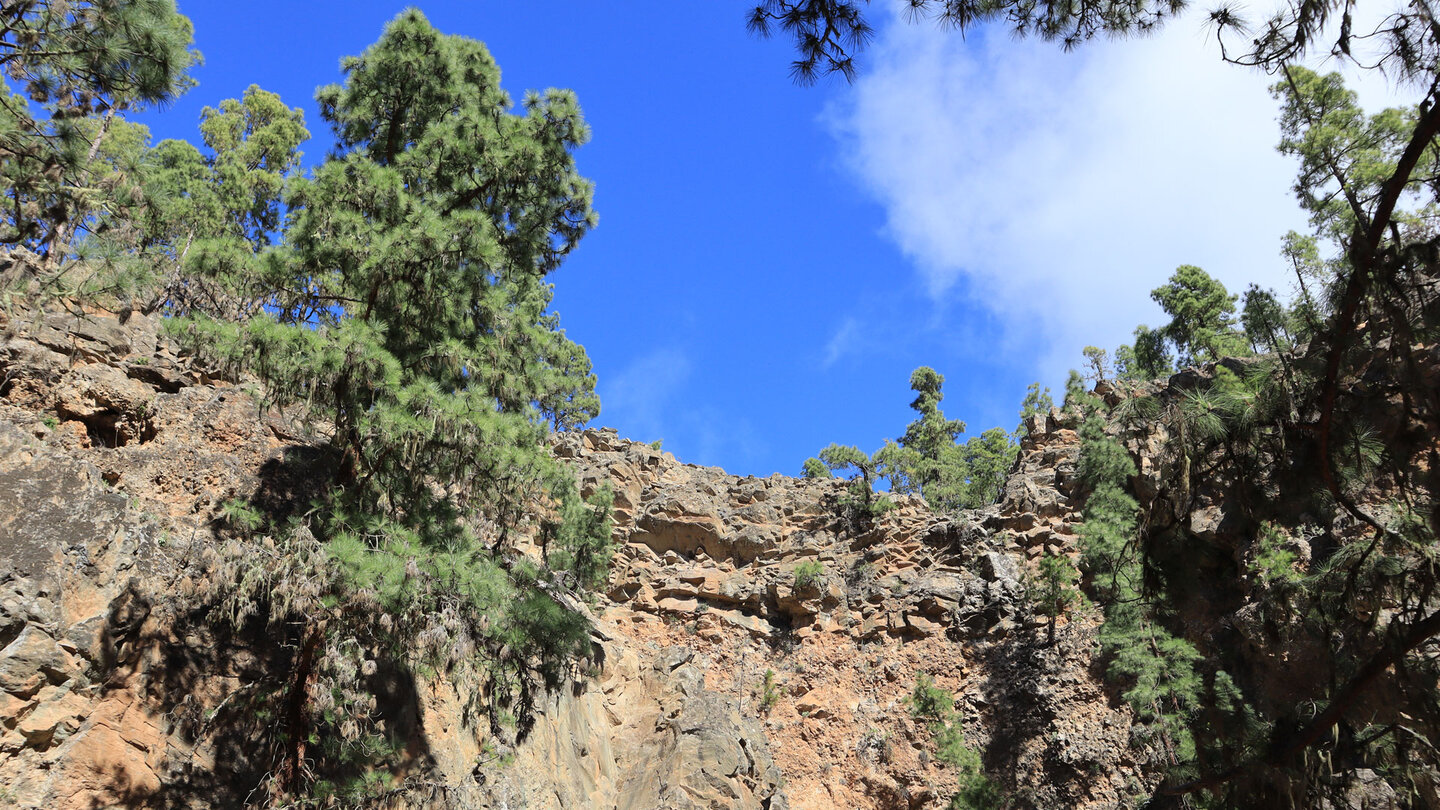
[554,421,1149,810]
[0,307,1163,809]
[0,309,801,809]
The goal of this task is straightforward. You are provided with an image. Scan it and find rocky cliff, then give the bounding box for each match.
[4,307,1407,809]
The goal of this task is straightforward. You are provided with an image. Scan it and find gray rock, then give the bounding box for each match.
[0,626,75,696]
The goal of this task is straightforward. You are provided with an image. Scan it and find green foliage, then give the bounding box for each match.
[177,7,602,561]
[958,427,1016,507]
[1151,265,1248,367]
[1272,67,1429,243]
[219,498,265,534]
[1075,410,1135,494]
[1110,389,1160,429]
[649,439,663,450]
[818,442,892,518]
[932,716,973,770]
[808,368,1015,516]
[900,366,966,458]
[1172,365,1286,457]
[876,367,1016,511]
[1075,408,1204,766]
[1032,551,1080,644]
[0,0,198,288]
[1082,345,1110,381]
[543,483,615,590]
[944,737,1002,807]
[899,675,999,809]
[1251,522,1302,588]
[759,668,780,713]
[1101,616,1203,762]
[907,671,953,721]
[1278,230,1329,341]
[140,85,309,317]
[208,525,403,795]
[801,456,832,479]
[1125,323,1175,380]
[198,85,310,249]
[1061,369,1090,412]
[1130,268,1283,389]
[793,559,824,589]
[1240,284,1292,355]
[747,0,1182,83]
[817,443,871,477]
[1016,381,1054,435]
[176,14,613,800]
[877,367,963,501]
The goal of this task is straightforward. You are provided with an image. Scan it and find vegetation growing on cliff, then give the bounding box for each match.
[784,45,1440,808]
[202,13,612,801]
[0,0,199,301]
[4,0,1440,807]
[1,6,614,803]
[804,366,1021,516]
[1050,65,1440,807]
[908,673,999,809]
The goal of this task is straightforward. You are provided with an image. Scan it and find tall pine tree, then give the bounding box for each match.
[177,13,611,794]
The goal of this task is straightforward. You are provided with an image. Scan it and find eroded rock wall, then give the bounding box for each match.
[0,308,1153,809]
[554,424,1151,810]
[0,309,792,810]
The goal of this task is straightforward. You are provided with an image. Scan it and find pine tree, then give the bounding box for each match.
[1074,408,1206,766]
[1016,381,1054,436]
[877,366,969,510]
[1033,550,1079,645]
[1123,324,1174,380]
[818,442,890,516]
[867,366,1018,511]
[958,427,1014,507]
[801,456,832,479]
[747,0,1440,92]
[139,85,309,316]
[0,0,198,284]
[1150,265,1248,367]
[181,9,600,536]
[177,12,610,796]
[745,0,1180,82]
[1239,284,1291,354]
[1082,346,1110,381]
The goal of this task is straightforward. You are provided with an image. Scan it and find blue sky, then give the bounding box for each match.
[135,2,1405,477]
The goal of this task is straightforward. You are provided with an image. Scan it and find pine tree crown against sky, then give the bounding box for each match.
[126,1,1421,479]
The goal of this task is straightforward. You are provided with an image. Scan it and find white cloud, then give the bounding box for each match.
[823,316,862,366]
[597,348,768,469]
[597,347,691,441]
[827,5,1419,379]
[689,407,768,472]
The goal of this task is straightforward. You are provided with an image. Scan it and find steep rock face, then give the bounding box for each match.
[0,308,1153,809]
[554,425,1150,810]
[0,309,299,808]
[0,309,791,810]
[479,644,783,809]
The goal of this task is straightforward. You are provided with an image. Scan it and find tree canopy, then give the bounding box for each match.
[807,366,1018,515]
[747,0,1440,86]
[747,0,1182,82]
[0,0,198,277]
[134,10,609,799]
